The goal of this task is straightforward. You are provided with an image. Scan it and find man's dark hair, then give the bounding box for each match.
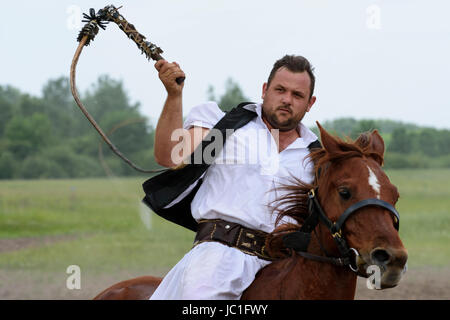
[267,55,315,99]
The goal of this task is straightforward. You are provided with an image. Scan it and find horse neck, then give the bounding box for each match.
[278,225,357,299]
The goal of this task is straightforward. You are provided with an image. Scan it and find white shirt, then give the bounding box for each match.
[167,101,318,233]
[150,101,318,300]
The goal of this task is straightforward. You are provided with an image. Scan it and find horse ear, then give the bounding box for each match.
[317,121,340,154]
[369,130,385,165]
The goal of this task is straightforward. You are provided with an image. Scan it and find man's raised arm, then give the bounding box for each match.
[153,60,209,167]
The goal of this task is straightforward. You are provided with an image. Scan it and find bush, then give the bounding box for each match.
[406,154,431,169]
[69,154,103,178]
[0,151,16,179]
[384,153,409,169]
[384,152,430,169]
[429,154,450,168]
[19,155,68,179]
[42,145,103,178]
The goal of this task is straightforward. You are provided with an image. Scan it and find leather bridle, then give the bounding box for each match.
[283,188,400,273]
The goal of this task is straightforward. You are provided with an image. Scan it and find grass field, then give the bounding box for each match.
[0,169,449,299]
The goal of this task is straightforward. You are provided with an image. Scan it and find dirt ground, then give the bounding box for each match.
[1,266,448,300]
[0,235,80,254]
[355,267,450,300]
[0,236,449,300]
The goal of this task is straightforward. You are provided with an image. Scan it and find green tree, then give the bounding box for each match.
[0,151,16,179]
[388,128,412,154]
[67,75,154,176]
[437,130,450,156]
[39,145,103,178]
[99,111,152,155]
[0,85,22,106]
[42,77,73,109]
[416,128,440,157]
[4,113,52,159]
[41,77,79,139]
[207,78,249,112]
[17,94,47,117]
[83,75,140,120]
[0,95,13,137]
[351,119,377,139]
[0,75,169,178]
[19,155,65,179]
[319,118,358,138]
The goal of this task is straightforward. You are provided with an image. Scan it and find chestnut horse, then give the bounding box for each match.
[94,123,408,300]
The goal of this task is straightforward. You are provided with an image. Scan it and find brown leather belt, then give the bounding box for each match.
[193,219,273,261]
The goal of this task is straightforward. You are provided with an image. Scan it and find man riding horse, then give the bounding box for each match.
[146,55,319,299]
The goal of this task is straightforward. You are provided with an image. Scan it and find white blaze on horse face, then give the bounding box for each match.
[367,165,381,199]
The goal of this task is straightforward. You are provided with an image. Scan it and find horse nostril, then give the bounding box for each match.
[371,248,392,265]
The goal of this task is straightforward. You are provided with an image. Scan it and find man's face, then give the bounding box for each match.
[261,67,316,131]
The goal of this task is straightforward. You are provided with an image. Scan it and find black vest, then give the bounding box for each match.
[142,102,321,232]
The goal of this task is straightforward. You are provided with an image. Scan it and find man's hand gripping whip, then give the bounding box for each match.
[70,5,184,173]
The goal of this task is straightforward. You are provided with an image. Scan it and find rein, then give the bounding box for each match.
[70,5,184,174]
[283,188,401,273]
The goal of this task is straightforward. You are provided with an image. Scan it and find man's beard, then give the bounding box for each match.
[262,105,301,132]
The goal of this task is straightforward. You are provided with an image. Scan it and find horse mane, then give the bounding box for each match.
[265,131,384,258]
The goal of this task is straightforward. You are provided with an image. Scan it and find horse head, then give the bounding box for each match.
[312,122,408,289]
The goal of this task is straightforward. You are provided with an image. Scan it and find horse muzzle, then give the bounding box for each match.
[355,246,408,289]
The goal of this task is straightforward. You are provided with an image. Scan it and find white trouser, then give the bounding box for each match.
[149,241,272,300]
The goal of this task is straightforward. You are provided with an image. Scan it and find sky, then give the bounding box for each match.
[1,0,450,130]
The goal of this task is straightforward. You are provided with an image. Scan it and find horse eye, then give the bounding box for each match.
[338,187,352,200]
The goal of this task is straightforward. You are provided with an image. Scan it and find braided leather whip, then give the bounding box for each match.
[70,5,184,174]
